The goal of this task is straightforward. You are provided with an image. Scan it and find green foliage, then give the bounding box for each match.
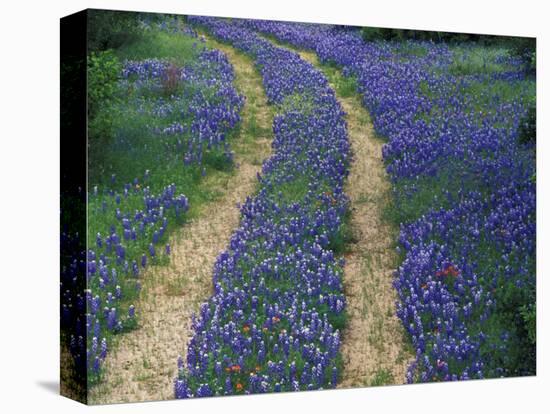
[395,43,428,58]
[274,174,312,205]
[87,23,243,210]
[360,26,536,76]
[360,27,487,43]
[507,37,536,73]
[520,302,536,345]
[87,50,122,117]
[317,64,358,97]
[87,9,141,52]
[361,26,534,56]
[361,27,398,41]
[327,308,348,332]
[115,30,203,66]
[328,207,355,255]
[342,22,537,381]
[370,368,394,386]
[87,50,122,172]
[333,75,358,97]
[278,92,316,116]
[448,47,510,76]
[482,277,536,376]
[518,102,536,145]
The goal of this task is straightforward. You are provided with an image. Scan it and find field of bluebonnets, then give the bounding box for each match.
[60,11,536,402]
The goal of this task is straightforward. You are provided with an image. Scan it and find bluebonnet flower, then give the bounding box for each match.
[107,308,117,331]
[100,337,107,359]
[245,19,535,382]
[175,17,349,397]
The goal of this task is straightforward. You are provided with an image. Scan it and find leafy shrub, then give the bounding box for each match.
[361,27,397,41]
[361,27,472,43]
[87,10,141,52]
[87,50,122,117]
[87,50,122,171]
[507,37,536,73]
[360,26,529,48]
[518,103,536,145]
[488,279,536,376]
[520,302,536,345]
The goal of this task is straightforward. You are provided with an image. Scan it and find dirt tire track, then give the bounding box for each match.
[88,36,273,405]
[290,48,413,387]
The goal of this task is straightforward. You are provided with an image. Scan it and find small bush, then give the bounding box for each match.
[161,63,182,96]
[361,27,396,41]
[87,50,122,172]
[489,278,536,375]
[361,27,474,43]
[87,10,141,52]
[87,50,122,118]
[520,302,536,345]
[518,103,536,145]
[507,37,536,73]
[360,26,529,48]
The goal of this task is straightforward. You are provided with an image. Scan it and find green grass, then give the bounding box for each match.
[394,42,428,58]
[277,92,317,115]
[84,25,255,386]
[271,173,312,205]
[370,368,394,386]
[445,46,514,76]
[383,166,481,227]
[116,29,204,65]
[316,63,359,98]
[460,78,535,112]
[328,206,356,255]
[89,26,242,195]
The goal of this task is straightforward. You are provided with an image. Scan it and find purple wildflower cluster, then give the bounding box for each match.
[247,21,536,381]
[61,178,189,381]
[121,47,244,168]
[173,17,350,398]
[62,29,247,383]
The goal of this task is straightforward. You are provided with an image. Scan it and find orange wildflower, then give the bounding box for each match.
[436,264,459,277]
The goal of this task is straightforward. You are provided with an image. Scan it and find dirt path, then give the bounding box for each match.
[288,47,413,387]
[88,37,273,405]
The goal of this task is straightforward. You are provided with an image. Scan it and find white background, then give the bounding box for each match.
[0,0,548,412]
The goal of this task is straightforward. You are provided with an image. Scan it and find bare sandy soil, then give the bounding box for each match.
[295,48,413,388]
[89,33,412,404]
[88,36,273,405]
